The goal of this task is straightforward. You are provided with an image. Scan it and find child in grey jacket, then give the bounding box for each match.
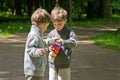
[47,6,77,80]
[24,8,51,80]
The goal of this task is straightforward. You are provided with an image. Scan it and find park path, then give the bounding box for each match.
[0,24,120,80]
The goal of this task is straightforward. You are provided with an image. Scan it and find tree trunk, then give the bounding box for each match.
[102,0,112,19]
[86,1,94,19]
[26,0,40,16]
[66,0,72,22]
[86,0,111,19]
[26,0,33,16]
[14,0,22,15]
[45,0,55,13]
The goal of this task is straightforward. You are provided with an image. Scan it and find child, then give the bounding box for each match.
[47,6,77,80]
[24,8,51,80]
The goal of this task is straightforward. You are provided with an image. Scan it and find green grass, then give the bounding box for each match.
[67,19,112,27]
[0,18,120,36]
[67,14,120,27]
[0,21,55,36]
[0,21,31,36]
[93,30,120,52]
[92,14,120,52]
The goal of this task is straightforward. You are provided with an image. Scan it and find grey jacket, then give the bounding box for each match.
[24,25,47,77]
[47,26,77,69]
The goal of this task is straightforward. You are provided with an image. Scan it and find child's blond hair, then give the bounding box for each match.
[51,7,67,21]
[31,8,50,26]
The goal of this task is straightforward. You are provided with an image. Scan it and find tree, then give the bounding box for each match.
[86,0,96,19]
[45,0,55,13]
[58,0,72,22]
[0,0,4,11]
[99,0,112,19]
[0,0,119,21]
[111,0,120,14]
[86,0,112,19]
[66,0,72,22]
[26,0,40,16]
[14,0,22,15]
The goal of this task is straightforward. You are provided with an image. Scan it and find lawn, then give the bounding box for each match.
[93,29,120,52]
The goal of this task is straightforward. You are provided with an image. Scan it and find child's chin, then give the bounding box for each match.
[57,29,61,31]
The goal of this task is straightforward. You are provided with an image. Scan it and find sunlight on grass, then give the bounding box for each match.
[67,19,117,27]
[0,19,120,36]
[0,32,10,36]
[0,21,31,36]
[93,31,120,52]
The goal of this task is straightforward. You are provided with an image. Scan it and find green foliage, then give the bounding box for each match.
[92,14,120,52]
[112,14,120,21]
[0,21,54,36]
[0,0,120,20]
[0,21,31,36]
[67,19,111,27]
[111,0,120,10]
[0,14,120,37]
[0,11,29,21]
[67,14,120,27]
[93,30,120,52]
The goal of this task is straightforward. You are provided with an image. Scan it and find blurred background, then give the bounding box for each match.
[0,0,120,22]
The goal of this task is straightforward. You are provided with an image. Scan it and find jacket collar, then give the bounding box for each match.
[31,25,43,36]
[57,25,67,34]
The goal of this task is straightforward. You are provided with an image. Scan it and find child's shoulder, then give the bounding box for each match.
[49,28,56,33]
[65,26,73,32]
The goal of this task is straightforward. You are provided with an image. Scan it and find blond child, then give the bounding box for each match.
[24,8,50,80]
[47,7,77,80]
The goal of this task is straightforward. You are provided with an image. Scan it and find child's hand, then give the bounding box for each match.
[39,49,46,56]
[55,37,62,45]
[49,45,53,52]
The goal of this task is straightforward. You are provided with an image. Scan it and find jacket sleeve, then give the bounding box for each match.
[44,31,56,46]
[25,33,42,57]
[43,38,55,46]
[62,31,77,48]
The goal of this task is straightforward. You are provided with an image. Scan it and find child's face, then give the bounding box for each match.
[52,20,66,31]
[39,23,49,32]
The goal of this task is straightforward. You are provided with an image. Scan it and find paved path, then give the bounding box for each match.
[0,24,120,80]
